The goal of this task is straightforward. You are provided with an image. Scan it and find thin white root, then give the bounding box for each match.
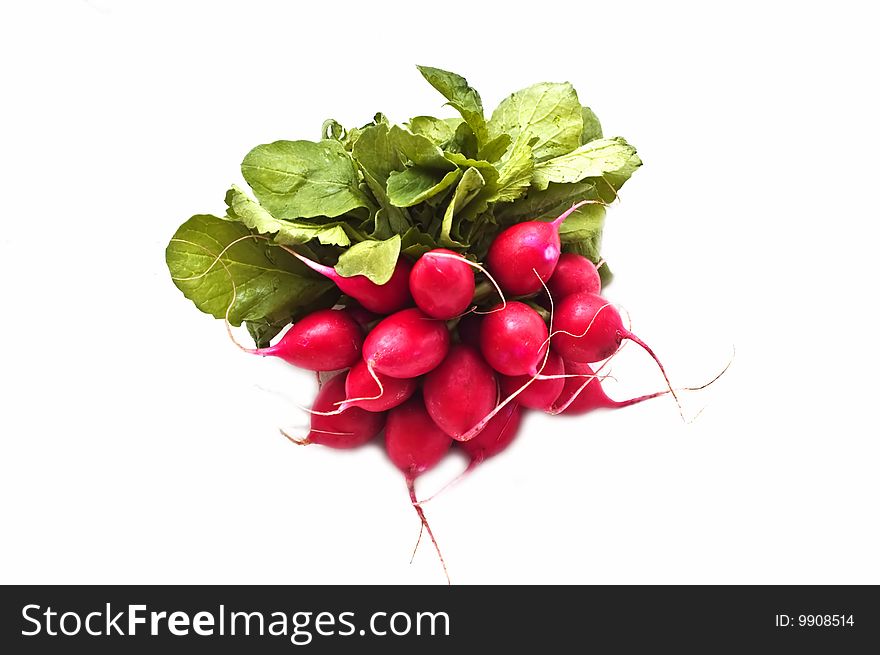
[407,479,451,585]
[296,404,347,417]
[546,377,601,415]
[415,459,479,507]
[332,360,384,407]
[279,428,311,446]
[543,301,616,347]
[424,251,508,314]
[456,269,555,442]
[546,350,620,416]
[409,524,424,564]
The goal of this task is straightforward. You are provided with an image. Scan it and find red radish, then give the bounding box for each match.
[552,291,682,416]
[245,308,362,371]
[409,249,475,319]
[423,345,498,440]
[456,313,482,347]
[551,361,667,415]
[385,395,453,583]
[363,308,450,378]
[286,373,385,448]
[386,396,453,475]
[458,401,522,462]
[479,301,549,376]
[287,251,413,314]
[547,253,601,299]
[416,403,523,508]
[342,358,417,412]
[553,292,636,362]
[499,350,565,411]
[486,201,593,295]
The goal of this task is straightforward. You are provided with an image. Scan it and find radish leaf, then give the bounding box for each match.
[166,214,334,326]
[241,139,372,219]
[417,66,488,145]
[334,235,401,285]
[531,137,641,191]
[224,185,354,247]
[488,82,583,161]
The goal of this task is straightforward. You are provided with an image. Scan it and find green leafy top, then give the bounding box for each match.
[166,66,641,343]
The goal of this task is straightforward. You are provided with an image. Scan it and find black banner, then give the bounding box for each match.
[1,585,876,652]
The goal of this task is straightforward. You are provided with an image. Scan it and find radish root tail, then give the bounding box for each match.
[279,428,311,446]
[333,360,385,409]
[406,478,450,585]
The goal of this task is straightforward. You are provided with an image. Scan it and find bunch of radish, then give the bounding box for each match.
[244,201,688,583]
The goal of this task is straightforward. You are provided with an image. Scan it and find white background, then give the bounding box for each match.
[2,0,878,584]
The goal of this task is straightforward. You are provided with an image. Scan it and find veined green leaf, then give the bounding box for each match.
[351,123,410,236]
[601,145,643,194]
[476,134,512,163]
[241,139,371,219]
[447,122,478,159]
[417,65,488,145]
[558,204,607,278]
[353,123,405,183]
[581,106,603,144]
[388,125,457,171]
[492,137,534,203]
[558,203,606,248]
[334,235,401,285]
[488,82,583,161]
[166,214,334,327]
[400,226,440,258]
[495,180,602,224]
[531,137,641,191]
[372,207,411,240]
[443,152,499,184]
[597,262,613,287]
[442,153,500,222]
[387,167,461,208]
[440,167,485,247]
[408,116,456,144]
[224,185,352,247]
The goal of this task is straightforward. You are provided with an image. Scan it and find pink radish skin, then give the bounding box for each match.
[385,395,453,584]
[386,396,453,476]
[486,201,590,295]
[343,359,417,412]
[552,361,667,415]
[547,253,601,299]
[248,308,362,371]
[363,308,450,378]
[456,313,482,348]
[423,345,498,440]
[552,292,682,416]
[552,292,628,363]
[417,403,523,507]
[479,301,549,376]
[499,350,565,411]
[409,249,475,319]
[458,402,522,462]
[303,373,386,448]
[292,253,413,315]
